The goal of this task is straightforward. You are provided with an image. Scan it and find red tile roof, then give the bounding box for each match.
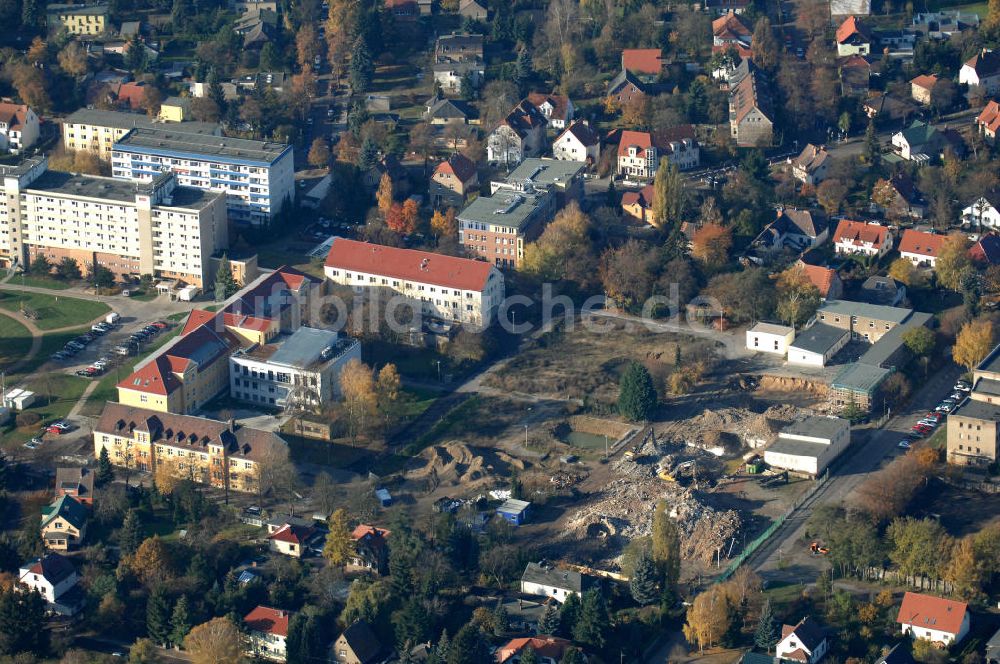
[898,229,945,258]
[621,184,655,210]
[525,93,572,122]
[116,82,148,110]
[977,100,1000,134]
[833,219,891,248]
[836,15,870,44]
[896,592,968,636]
[351,524,391,540]
[181,309,216,335]
[0,103,33,131]
[269,523,315,545]
[244,606,291,637]
[622,49,663,75]
[325,237,495,292]
[497,636,572,662]
[617,129,653,159]
[435,153,477,183]
[559,120,600,147]
[221,312,272,332]
[713,11,751,40]
[910,74,939,91]
[801,264,839,298]
[118,355,183,396]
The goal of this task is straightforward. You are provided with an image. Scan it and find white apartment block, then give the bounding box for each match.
[324,237,505,329]
[0,156,227,287]
[229,327,361,408]
[111,126,293,227]
[62,109,221,160]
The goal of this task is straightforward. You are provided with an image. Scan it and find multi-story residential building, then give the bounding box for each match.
[0,156,227,285]
[40,495,87,551]
[0,103,39,154]
[491,158,586,201]
[945,343,1000,466]
[458,188,551,269]
[617,127,700,179]
[959,49,1000,95]
[832,219,893,258]
[430,153,478,208]
[117,267,321,414]
[729,65,773,146]
[552,121,600,164]
[835,15,872,56]
[111,127,293,226]
[93,402,288,493]
[487,101,547,166]
[244,606,291,662]
[46,3,108,34]
[814,299,915,344]
[229,327,361,408]
[324,237,504,327]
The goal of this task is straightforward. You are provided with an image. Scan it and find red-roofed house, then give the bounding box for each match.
[621,49,663,77]
[776,617,829,663]
[114,81,148,111]
[836,16,872,56]
[617,127,700,179]
[496,636,575,663]
[832,220,893,258]
[525,93,574,130]
[348,524,391,575]
[713,12,752,57]
[970,232,1000,266]
[269,523,316,558]
[621,184,656,226]
[244,606,292,661]
[897,592,970,646]
[910,74,941,105]
[487,100,548,166]
[324,237,504,328]
[898,229,945,268]
[800,264,844,300]
[977,100,1000,143]
[0,103,39,152]
[430,153,479,208]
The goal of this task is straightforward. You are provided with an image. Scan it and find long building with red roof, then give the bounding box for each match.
[324,237,504,328]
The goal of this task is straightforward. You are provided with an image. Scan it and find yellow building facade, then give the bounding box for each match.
[47,4,108,35]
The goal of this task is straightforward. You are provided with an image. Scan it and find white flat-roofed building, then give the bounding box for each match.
[0,156,226,286]
[764,416,850,476]
[229,327,361,408]
[746,322,795,355]
[324,237,505,329]
[111,127,293,227]
[787,323,850,367]
[62,108,221,160]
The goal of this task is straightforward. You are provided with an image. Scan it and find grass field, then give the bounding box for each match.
[255,247,326,278]
[14,275,72,290]
[0,290,110,331]
[0,316,33,374]
[945,0,988,15]
[0,374,90,448]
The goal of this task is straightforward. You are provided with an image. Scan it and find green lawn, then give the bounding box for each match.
[0,316,33,374]
[79,325,184,417]
[14,275,72,290]
[255,247,326,278]
[943,0,988,15]
[0,290,110,330]
[0,374,90,448]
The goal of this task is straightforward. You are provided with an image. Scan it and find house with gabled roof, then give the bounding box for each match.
[348,524,391,575]
[970,232,1000,266]
[621,184,656,226]
[910,74,941,106]
[553,120,600,164]
[617,127,700,179]
[729,66,773,146]
[54,468,95,506]
[838,54,872,97]
[776,617,829,663]
[332,620,383,664]
[520,561,600,603]
[608,68,649,106]
[791,144,831,185]
[977,100,1000,143]
[962,191,1000,230]
[244,606,292,661]
[959,49,1000,94]
[891,120,944,161]
[0,103,39,153]
[833,220,893,257]
[800,263,844,300]
[898,229,944,268]
[896,592,969,646]
[621,49,664,79]
[878,172,926,219]
[458,0,487,20]
[713,12,752,57]
[836,16,872,56]
[18,553,82,615]
[431,152,478,208]
[269,523,317,558]
[487,100,547,166]
[424,95,477,125]
[751,209,829,259]
[497,636,577,663]
[525,93,574,130]
[41,495,87,551]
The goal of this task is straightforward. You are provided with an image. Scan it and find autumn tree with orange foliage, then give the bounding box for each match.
[376,173,394,216]
[690,223,732,269]
[953,319,994,371]
[385,203,415,235]
[401,199,420,233]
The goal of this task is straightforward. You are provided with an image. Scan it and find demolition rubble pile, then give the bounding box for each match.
[667,404,805,449]
[564,452,741,563]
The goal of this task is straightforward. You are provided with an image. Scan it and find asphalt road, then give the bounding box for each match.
[748,362,963,584]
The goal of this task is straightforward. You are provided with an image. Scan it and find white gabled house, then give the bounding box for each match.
[552,121,600,164]
[776,617,829,663]
[244,606,291,661]
[959,49,1000,95]
[18,553,81,615]
[897,592,970,647]
[962,192,1000,230]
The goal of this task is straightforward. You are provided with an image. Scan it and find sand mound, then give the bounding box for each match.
[408,442,526,486]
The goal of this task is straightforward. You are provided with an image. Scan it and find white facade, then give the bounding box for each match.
[229,330,361,408]
[787,332,849,367]
[0,157,226,285]
[18,561,79,604]
[488,124,544,166]
[963,197,1000,229]
[746,323,795,355]
[901,614,970,645]
[520,580,580,603]
[776,631,828,663]
[0,105,39,153]
[960,56,1000,95]
[552,130,599,164]
[62,110,221,160]
[765,417,850,477]
[111,127,294,227]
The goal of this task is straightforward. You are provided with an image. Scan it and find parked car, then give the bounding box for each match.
[949,391,966,401]
[954,381,971,391]
[151,321,168,329]
[898,440,911,449]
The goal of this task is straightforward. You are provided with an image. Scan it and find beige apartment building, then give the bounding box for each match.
[946,344,1000,466]
[62,109,221,160]
[0,156,227,287]
[46,3,108,35]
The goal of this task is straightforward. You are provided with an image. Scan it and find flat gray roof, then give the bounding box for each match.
[973,378,1000,397]
[952,399,1000,421]
[790,323,848,355]
[27,170,216,210]
[114,126,290,164]
[458,189,549,230]
[831,363,891,394]
[781,416,848,440]
[819,299,913,324]
[64,108,221,135]
[502,158,586,189]
[750,322,794,336]
[975,342,1000,375]
[766,438,830,459]
[269,327,341,368]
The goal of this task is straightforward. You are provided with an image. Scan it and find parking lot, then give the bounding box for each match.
[49,317,173,381]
